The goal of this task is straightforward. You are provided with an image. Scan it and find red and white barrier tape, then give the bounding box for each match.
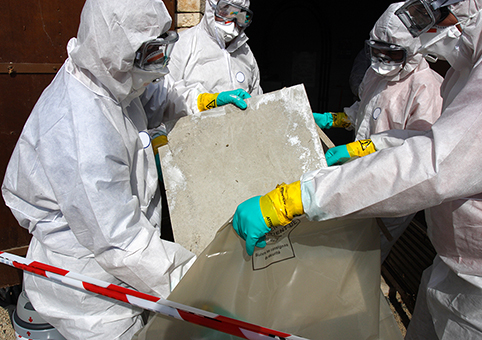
[0,251,308,340]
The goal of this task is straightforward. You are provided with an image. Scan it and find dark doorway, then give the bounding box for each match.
[247,0,394,145]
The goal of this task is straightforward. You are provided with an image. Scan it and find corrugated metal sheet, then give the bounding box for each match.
[382,211,436,315]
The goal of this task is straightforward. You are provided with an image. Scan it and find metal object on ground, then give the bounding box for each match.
[12,290,66,340]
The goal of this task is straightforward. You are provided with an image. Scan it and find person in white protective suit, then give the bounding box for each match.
[231,0,482,339]
[164,0,262,116]
[314,2,444,262]
[348,48,372,101]
[1,0,198,338]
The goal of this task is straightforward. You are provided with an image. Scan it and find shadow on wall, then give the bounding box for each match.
[248,0,394,145]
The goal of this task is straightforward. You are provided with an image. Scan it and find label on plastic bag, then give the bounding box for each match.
[252,219,300,270]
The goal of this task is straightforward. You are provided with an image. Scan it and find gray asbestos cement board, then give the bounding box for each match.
[159,84,327,256]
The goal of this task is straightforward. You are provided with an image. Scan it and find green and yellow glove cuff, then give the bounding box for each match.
[346,139,377,158]
[151,134,168,155]
[197,93,219,112]
[259,181,304,228]
[331,112,352,129]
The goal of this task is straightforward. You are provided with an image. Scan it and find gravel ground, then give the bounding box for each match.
[381,276,410,337]
[0,306,15,340]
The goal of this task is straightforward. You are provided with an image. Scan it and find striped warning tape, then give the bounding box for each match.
[0,251,309,340]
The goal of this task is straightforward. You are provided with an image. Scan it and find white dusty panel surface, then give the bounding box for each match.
[160,84,326,255]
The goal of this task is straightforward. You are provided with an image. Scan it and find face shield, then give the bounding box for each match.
[395,0,463,37]
[211,0,253,28]
[366,40,407,66]
[366,40,407,76]
[134,30,179,71]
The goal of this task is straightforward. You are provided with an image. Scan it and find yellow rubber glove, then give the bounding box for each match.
[346,139,377,158]
[331,112,352,129]
[259,181,304,228]
[233,181,304,255]
[152,134,168,183]
[151,134,168,156]
[325,139,377,166]
[197,93,219,111]
[197,89,251,111]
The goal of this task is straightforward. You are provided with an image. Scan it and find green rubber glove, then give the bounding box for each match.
[233,181,303,256]
[232,196,269,256]
[325,139,377,166]
[331,112,352,128]
[313,112,334,129]
[325,145,351,166]
[216,89,251,109]
[197,89,251,111]
[313,112,352,129]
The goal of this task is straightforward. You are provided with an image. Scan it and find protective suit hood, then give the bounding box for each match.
[449,0,482,68]
[67,0,172,102]
[370,2,423,81]
[204,0,250,50]
[449,0,481,25]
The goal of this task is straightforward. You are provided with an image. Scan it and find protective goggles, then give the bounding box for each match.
[366,40,407,65]
[395,0,457,37]
[213,0,253,28]
[134,31,179,71]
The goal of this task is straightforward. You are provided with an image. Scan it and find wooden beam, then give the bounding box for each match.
[0,246,29,288]
[0,63,62,75]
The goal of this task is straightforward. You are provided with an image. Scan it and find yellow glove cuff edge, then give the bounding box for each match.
[346,139,377,157]
[331,112,352,129]
[197,93,219,112]
[151,135,168,155]
[262,181,303,227]
[259,195,280,228]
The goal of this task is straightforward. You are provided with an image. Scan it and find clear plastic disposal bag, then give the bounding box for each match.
[134,215,391,340]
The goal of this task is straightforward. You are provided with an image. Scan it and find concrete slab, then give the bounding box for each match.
[159,84,326,255]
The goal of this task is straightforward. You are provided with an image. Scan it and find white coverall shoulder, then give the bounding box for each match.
[448,0,482,70]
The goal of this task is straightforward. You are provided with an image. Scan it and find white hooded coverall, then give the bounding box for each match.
[300,0,482,338]
[165,0,262,116]
[346,2,443,142]
[344,2,444,261]
[1,0,195,339]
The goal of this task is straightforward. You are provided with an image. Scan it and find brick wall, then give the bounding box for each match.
[176,0,205,31]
